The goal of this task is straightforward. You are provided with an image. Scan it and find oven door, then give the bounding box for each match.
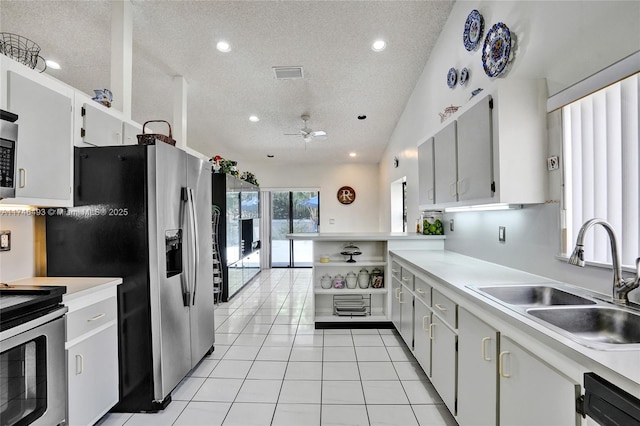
[0,309,67,426]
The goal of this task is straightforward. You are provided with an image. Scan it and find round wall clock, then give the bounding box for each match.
[337,186,356,205]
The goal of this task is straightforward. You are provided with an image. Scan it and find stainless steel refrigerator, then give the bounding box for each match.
[46,142,215,412]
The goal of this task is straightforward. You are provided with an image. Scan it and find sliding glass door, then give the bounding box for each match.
[271,191,319,267]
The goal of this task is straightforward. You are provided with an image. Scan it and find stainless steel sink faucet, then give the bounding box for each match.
[569,218,640,304]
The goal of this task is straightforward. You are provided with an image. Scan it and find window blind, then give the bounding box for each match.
[562,73,639,267]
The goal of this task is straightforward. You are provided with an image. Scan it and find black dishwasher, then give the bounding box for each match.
[579,373,640,425]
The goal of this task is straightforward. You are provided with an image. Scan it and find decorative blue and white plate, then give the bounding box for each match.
[463,9,484,51]
[482,22,512,78]
[447,67,457,88]
[459,68,469,86]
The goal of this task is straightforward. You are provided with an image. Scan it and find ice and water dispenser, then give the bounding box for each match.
[165,230,183,277]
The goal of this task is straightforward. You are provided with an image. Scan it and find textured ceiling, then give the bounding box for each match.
[0,0,454,164]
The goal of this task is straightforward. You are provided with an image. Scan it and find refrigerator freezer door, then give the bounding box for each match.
[185,153,215,366]
[147,143,191,402]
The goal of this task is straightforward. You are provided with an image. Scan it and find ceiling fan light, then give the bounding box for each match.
[371,40,386,52]
[216,41,231,52]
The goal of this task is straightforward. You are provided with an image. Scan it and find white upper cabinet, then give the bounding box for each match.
[2,64,73,207]
[79,101,123,146]
[456,95,493,202]
[418,137,435,206]
[122,121,141,145]
[433,120,458,204]
[418,79,547,209]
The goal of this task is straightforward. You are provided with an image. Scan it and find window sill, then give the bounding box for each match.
[555,254,638,274]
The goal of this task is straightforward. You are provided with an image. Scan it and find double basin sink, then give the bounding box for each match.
[470,284,640,350]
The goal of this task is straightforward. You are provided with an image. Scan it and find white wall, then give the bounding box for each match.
[379,1,640,301]
[239,161,380,233]
[0,215,36,281]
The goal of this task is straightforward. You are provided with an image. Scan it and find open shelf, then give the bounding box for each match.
[314,260,386,268]
[314,288,387,295]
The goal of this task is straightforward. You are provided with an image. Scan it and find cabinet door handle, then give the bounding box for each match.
[402,277,409,282]
[395,288,401,299]
[422,315,429,331]
[481,337,492,361]
[429,323,435,340]
[19,168,26,188]
[75,354,84,375]
[499,351,511,378]
[416,288,425,295]
[399,291,404,304]
[435,303,447,312]
[392,269,398,274]
[87,313,106,322]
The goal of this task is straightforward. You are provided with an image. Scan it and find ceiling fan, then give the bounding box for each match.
[286,114,327,143]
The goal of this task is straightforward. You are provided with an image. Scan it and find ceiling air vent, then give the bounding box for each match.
[273,66,304,80]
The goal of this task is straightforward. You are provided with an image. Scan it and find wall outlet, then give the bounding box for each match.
[0,230,10,251]
[449,219,454,232]
[498,226,506,243]
[547,156,559,171]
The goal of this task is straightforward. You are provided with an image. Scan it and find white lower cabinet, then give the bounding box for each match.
[430,314,457,415]
[413,298,431,376]
[391,276,402,330]
[399,284,414,348]
[499,336,582,426]
[67,325,118,426]
[457,308,498,426]
[65,290,119,426]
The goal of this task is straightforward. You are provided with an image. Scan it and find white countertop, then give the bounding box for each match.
[287,232,445,241]
[390,250,640,396]
[8,277,122,302]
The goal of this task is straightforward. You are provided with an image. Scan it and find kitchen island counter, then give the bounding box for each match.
[288,232,445,241]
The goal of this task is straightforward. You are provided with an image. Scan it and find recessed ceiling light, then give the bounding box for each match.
[216,41,231,53]
[349,152,357,158]
[371,40,386,52]
[249,115,259,122]
[46,60,61,70]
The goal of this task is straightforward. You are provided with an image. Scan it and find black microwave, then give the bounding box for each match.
[0,109,18,199]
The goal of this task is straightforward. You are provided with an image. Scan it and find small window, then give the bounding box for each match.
[562,72,639,267]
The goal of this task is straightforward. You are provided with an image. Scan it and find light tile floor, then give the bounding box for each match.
[97,269,458,426]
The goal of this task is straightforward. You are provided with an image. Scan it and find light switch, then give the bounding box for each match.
[0,230,10,251]
[498,226,506,243]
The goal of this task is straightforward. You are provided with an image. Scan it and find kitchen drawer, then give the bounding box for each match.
[66,296,117,342]
[432,289,457,329]
[400,268,414,291]
[414,276,432,305]
[391,261,402,281]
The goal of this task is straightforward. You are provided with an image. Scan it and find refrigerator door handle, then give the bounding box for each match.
[187,187,199,306]
[180,187,191,307]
